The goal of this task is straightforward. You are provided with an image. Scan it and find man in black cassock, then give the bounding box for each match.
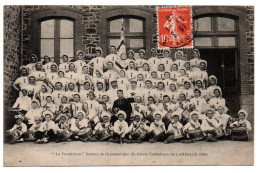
[111,90,134,125]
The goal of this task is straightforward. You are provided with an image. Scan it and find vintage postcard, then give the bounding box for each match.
[3,5,254,166]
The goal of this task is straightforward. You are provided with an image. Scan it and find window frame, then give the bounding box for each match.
[193,15,238,48]
[39,18,75,63]
[107,16,146,54]
[98,7,154,58]
[29,7,85,65]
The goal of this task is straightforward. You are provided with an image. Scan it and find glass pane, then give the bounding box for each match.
[109,39,121,48]
[110,19,123,33]
[41,39,54,58]
[218,37,236,46]
[194,37,212,46]
[60,39,74,58]
[60,20,74,38]
[130,18,143,32]
[41,19,54,38]
[130,39,144,48]
[194,17,211,31]
[217,17,235,31]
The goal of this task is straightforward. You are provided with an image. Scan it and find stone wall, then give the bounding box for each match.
[4,6,21,129]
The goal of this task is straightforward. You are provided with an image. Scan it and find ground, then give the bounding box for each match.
[4,138,254,166]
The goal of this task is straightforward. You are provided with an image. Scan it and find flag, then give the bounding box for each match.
[117,18,127,61]
[115,18,127,71]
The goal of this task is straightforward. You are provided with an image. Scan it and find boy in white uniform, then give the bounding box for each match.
[11,89,31,115]
[6,114,27,144]
[190,88,207,114]
[190,49,202,72]
[88,47,105,73]
[117,69,129,90]
[26,54,38,74]
[52,82,66,105]
[208,88,226,111]
[55,70,70,91]
[174,51,185,68]
[42,56,53,73]
[13,66,29,91]
[103,61,118,82]
[168,83,180,103]
[140,63,151,79]
[148,48,161,72]
[161,49,173,71]
[136,49,148,69]
[45,63,59,88]
[170,63,180,81]
[207,75,222,100]
[112,111,129,143]
[59,55,69,72]
[180,80,194,101]
[126,61,138,79]
[105,45,118,67]
[34,62,46,86]
[74,50,86,73]
[65,82,79,101]
[193,60,208,84]
[66,63,78,83]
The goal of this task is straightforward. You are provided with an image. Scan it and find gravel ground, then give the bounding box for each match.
[4,138,254,166]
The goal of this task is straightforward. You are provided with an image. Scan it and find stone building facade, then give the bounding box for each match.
[3,5,254,128]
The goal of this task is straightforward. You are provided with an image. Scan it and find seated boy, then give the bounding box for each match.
[127,112,149,143]
[23,116,42,142]
[164,112,184,144]
[147,111,166,143]
[182,111,206,143]
[201,108,221,142]
[35,111,57,143]
[112,110,129,143]
[55,114,72,143]
[229,109,252,141]
[5,114,27,144]
[69,111,92,142]
[92,112,113,142]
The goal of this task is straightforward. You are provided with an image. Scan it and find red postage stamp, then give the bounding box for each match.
[157,6,193,49]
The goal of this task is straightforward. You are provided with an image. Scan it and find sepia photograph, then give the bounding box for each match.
[3,4,254,166]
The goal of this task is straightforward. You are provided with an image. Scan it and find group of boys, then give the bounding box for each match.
[6,47,252,144]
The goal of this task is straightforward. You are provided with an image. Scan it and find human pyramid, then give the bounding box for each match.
[6,46,252,144]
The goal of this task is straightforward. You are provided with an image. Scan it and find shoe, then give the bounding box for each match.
[89,137,97,142]
[66,139,72,142]
[149,139,156,143]
[42,138,48,143]
[36,139,41,143]
[122,139,130,143]
[74,136,79,139]
[16,138,24,142]
[164,140,168,144]
[108,138,114,142]
[9,140,16,144]
[80,138,88,142]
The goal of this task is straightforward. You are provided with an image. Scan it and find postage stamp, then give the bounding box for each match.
[157,6,193,49]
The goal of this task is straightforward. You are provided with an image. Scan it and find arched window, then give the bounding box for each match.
[107,16,145,56]
[40,18,74,62]
[29,7,85,65]
[193,15,238,47]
